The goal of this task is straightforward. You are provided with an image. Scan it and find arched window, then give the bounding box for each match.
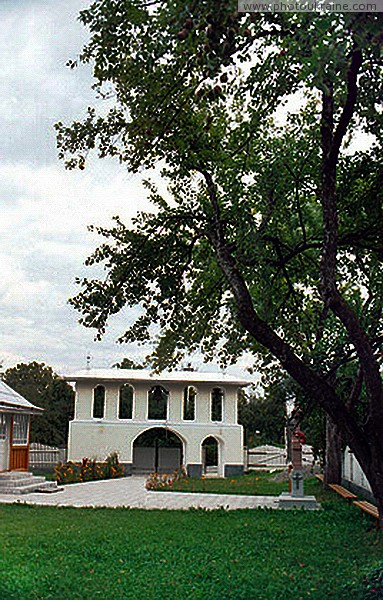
[211,387,224,422]
[119,384,133,419]
[93,385,105,419]
[148,385,168,420]
[183,386,196,421]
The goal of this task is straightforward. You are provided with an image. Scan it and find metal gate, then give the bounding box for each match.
[133,445,181,474]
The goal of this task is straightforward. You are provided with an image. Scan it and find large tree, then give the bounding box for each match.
[3,362,75,447]
[56,4,383,522]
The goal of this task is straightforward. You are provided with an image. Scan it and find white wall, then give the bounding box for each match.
[343,447,371,492]
[68,379,244,476]
[0,413,11,471]
[69,421,243,465]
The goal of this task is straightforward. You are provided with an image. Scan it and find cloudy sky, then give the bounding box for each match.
[0,0,168,374]
[1,0,253,378]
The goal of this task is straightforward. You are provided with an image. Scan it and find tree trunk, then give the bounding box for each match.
[202,148,383,527]
[359,448,383,530]
[370,480,383,531]
[286,424,292,463]
[374,491,383,531]
[324,415,342,485]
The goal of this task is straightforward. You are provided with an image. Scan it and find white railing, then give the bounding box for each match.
[29,443,67,468]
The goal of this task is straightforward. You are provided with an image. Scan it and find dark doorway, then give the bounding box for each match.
[202,436,219,474]
[133,428,183,474]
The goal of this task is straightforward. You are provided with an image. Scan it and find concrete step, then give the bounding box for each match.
[0,476,46,488]
[0,471,34,481]
[0,471,62,495]
[0,483,46,495]
[34,482,64,494]
[0,481,62,495]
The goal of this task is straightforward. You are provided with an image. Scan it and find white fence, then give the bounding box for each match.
[29,443,67,469]
[342,447,371,493]
[245,444,315,470]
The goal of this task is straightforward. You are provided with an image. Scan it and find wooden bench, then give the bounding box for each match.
[328,483,357,503]
[315,473,324,482]
[353,500,380,530]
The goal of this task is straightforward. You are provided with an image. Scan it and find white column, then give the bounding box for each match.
[196,385,210,423]
[105,383,119,420]
[224,388,236,424]
[75,382,93,420]
[169,384,182,422]
[134,383,148,420]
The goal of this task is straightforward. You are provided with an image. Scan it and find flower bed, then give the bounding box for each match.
[145,467,188,490]
[54,452,124,484]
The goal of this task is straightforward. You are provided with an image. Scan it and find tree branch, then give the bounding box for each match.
[197,166,370,465]
[330,49,363,165]
[320,48,363,305]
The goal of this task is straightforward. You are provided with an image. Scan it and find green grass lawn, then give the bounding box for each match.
[161,470,329,499]
[0,499,382,600]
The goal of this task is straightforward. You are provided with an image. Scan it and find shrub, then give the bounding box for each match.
[145,467,188,491]
[54,453,124,485]
[80,457,96,482]
[103,451,124,479]
[145,473,169,491]
[54,461,81,484]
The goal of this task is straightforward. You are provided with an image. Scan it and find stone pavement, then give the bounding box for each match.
[0,476,278,510]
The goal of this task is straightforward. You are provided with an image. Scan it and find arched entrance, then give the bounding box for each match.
[202,436,219,475]
[133,428,183,474]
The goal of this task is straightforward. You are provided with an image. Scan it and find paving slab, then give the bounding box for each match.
[0,476,278,510]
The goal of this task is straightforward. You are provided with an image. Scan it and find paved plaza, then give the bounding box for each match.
[0,476,278,510]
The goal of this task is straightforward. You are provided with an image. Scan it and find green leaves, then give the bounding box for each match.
[3,362,75,446]
[58,4,383,378]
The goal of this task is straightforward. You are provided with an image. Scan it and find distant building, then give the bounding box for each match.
[0,380,42,471]
[65,369,249,477]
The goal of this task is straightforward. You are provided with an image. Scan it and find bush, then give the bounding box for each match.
[145,467,187,490]
[54,461,80,484]
[54,452,124,485]
[103,451,124,479]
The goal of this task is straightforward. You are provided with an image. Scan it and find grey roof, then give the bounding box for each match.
[64,368,251,387]
[0,380,43,414]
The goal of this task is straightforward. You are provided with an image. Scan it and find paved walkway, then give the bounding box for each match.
[0,476,278,510]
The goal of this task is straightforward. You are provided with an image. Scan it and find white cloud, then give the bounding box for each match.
[0,160,152,239]
[0,0,94,165]
[0,157,155,371]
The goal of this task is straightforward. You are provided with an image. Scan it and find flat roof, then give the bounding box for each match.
[0,380,43,414]
[63,368,251,387]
